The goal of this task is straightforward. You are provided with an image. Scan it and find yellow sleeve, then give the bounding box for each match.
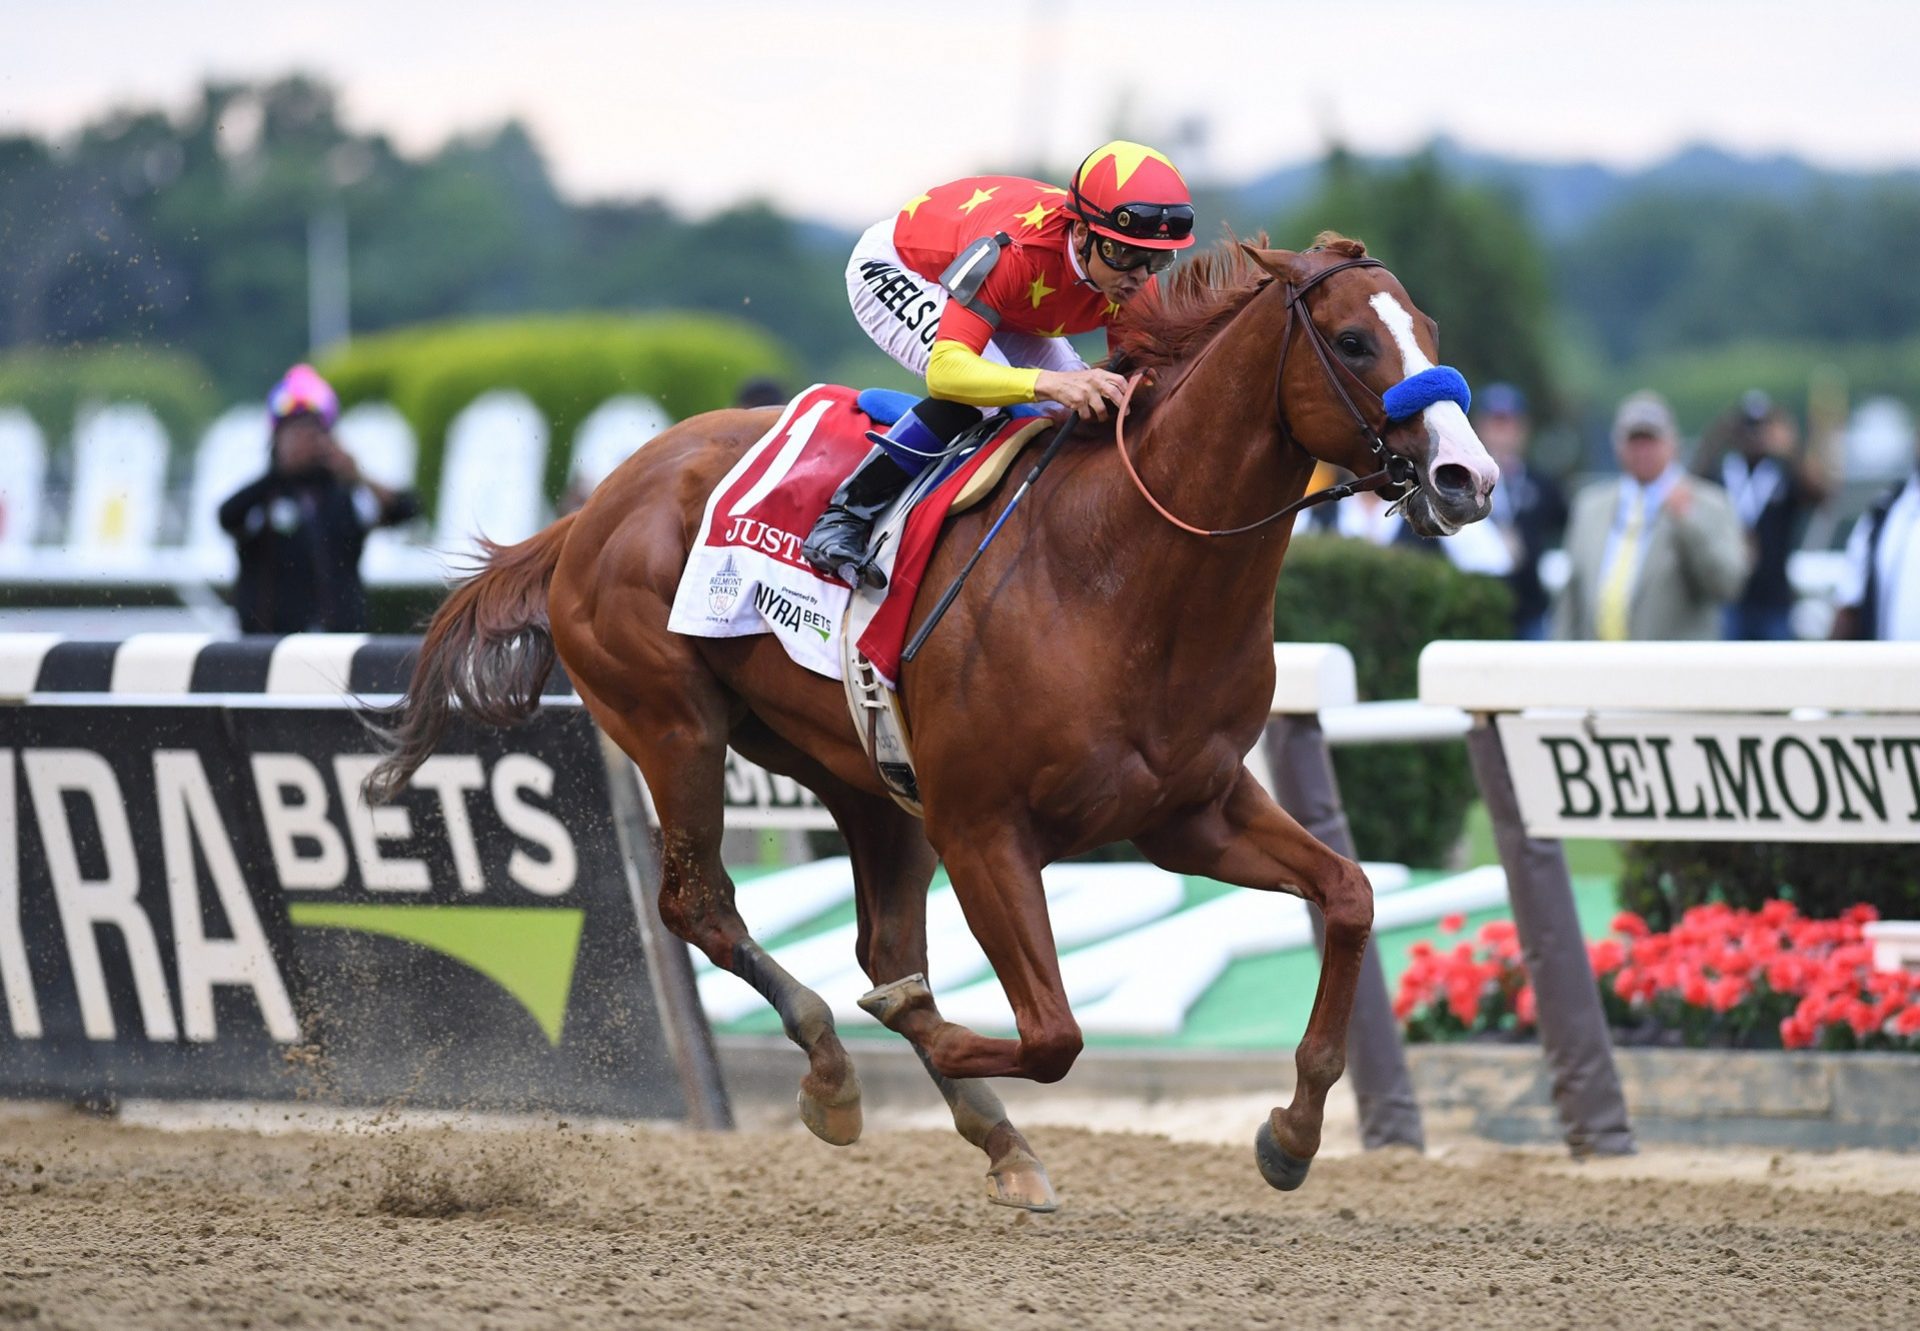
[926,339,1043,408]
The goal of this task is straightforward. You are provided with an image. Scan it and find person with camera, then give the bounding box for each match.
[218,364,420,634]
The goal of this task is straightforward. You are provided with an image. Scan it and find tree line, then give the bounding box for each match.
[5,75,1919,451]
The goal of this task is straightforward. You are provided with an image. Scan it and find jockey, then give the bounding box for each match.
[801,140,1197,588]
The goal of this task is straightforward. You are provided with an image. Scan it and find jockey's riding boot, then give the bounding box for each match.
[801,441,917,589]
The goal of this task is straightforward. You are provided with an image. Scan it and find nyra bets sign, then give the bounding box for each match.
[1498,713,1920,842]
[0,703,684,1117]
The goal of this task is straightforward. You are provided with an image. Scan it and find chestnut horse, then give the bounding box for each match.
[367,235,1497,1210]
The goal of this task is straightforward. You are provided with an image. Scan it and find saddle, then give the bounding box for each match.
[853,389,1045,516]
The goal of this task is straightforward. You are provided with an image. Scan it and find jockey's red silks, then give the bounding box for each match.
[889,176,1135,355]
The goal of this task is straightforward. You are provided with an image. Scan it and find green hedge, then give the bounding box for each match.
[0,345,219,460]
[318,313,797,516]
[1618,842,1920,930]
[1274,536,1513,866]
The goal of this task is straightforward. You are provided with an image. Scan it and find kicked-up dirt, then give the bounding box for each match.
[2,1103,1916,1330]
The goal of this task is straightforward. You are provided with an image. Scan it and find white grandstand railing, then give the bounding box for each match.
[1865,921,1920,975]
[1421,639,1920,714]
[0,515,1865,608]
[0,548,1866,600]
[0,542,456,589]
[1321,699,1472,747]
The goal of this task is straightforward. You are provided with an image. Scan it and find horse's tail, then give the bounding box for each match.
[362,515,576,804]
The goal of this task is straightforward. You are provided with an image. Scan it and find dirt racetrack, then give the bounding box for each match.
[4,1102,1918,1331]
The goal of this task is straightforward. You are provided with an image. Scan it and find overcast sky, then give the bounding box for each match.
[5,0,1916,224]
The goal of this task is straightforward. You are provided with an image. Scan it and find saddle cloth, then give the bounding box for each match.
[666,384,1042,683]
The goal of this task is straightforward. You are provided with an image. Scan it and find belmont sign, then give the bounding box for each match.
[1499,713,1920,842]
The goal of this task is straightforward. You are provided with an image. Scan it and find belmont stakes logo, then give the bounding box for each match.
[707,554,743,617]
[1497,713,1920,843]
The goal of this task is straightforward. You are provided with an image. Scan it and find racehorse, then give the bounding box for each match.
[366,234,1498,1210]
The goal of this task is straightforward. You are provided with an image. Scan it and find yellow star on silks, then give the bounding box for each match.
[902,192,933,218]
[1040,323,1068,338]
[1037,185,1069,197]
[1028,274,1056,309]
[1015,201,1054,229]
[1094,141,1178,191]
[1104,299,1123,318]
[957,186,998,214]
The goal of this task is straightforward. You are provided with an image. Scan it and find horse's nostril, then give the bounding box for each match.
[1433,463,1474,500]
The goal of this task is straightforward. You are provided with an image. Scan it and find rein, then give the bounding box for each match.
[1113,255,1418,539]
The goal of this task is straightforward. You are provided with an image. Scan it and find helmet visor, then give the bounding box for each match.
[1105,202,1195,243]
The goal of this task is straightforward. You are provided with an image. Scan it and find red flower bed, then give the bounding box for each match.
[1395,901,1920,1051]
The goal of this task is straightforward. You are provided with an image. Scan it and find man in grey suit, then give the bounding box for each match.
[1555,392,1750,641]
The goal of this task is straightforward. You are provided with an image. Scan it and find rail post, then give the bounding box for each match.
[1460,718,1634,1155]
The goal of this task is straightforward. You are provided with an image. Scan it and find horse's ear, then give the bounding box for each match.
[1239,244,1296,279]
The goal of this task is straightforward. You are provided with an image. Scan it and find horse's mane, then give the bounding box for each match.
[1111,231,1368,373]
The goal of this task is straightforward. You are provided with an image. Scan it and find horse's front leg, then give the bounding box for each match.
[1133,765,1372,1194]
[854,819,1073,1205]
[800,775,1058,1212]
[905,823,1084,1087]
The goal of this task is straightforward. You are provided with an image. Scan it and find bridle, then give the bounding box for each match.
[1114,254,1421,539]
[904,254,1430,669]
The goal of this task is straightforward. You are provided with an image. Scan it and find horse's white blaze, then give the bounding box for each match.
[1368,291,1434,375]
[1366,292,1499,511]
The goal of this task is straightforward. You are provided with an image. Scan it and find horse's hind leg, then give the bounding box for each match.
[727,722,1057,1211]
[579,687,862,1146]
[857,977,1057,1212]
[832,795,1057,1212]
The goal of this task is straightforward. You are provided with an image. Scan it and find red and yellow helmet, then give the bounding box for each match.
[1069,141,1196,251]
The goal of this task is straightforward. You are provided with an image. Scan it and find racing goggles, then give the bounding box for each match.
[1096,235,1181,274]
[1105,201,1195,244]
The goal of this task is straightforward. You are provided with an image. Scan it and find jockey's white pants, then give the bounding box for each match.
[844,218,1086,386]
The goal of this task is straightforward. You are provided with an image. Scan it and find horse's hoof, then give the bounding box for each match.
[1255,1118,1312,1192]
[986,1145,1059,1213]
[797,1078,863,1147]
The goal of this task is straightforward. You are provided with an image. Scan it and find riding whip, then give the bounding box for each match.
[899,411,1077,664]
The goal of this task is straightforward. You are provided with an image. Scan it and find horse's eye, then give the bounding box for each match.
[1337,334,1367,357]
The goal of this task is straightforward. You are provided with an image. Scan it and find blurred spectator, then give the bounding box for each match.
[1554,391,1748,641]
[733,377,789,409]
[1474,383,1567,639]
[218,365,420,634]
[1832,425,1920,640]
[1693,390,1836,640]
